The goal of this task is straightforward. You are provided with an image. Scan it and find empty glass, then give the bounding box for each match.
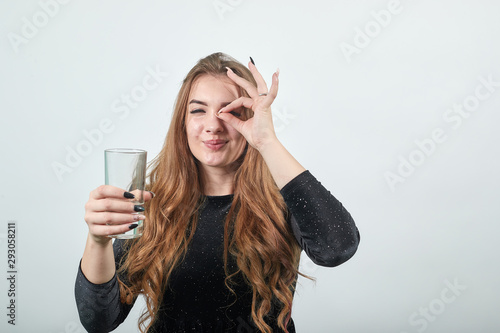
[104,148,147,239]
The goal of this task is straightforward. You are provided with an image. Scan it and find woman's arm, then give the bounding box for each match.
[257,138,306,189]
[217,60,359,265]
[75,240,136,333]
[76,186,153,331]
[280,170,360,267]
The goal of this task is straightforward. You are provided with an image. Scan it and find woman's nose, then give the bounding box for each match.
[204,110,224,133]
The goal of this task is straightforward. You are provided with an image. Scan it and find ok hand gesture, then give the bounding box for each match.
[216,59,280,152]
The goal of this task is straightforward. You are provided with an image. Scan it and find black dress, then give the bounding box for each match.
[75,171,360,332]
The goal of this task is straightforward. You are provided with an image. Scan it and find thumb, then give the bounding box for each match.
[144,191,155,202]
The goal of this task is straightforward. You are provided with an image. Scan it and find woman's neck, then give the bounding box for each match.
[200,166,236,196]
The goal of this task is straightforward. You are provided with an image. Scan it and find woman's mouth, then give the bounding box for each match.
[204,140,227,151]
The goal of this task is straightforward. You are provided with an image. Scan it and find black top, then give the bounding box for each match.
[75,171,360,332]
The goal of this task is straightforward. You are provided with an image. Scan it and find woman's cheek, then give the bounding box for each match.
[186,118,202,136]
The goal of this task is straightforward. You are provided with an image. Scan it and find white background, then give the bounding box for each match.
[1,0,499,332]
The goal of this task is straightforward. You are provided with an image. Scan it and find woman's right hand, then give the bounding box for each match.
[84,185,154,244]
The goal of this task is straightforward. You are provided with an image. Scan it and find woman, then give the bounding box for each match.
[75,52,360,333]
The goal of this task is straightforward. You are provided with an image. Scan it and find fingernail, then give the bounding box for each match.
[250,56,255,65]
[134,205,145,212]
[276,68,280,77]
[134,215,146,221]
[124,192,135,199]
[217,108,224,116]
[225,66,233,73]
[129,223,139,230]
[148,191,155,198]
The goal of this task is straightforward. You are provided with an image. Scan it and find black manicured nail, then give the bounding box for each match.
[250,56,255,65]
[134,205,145,212]
[124,192,135,199]
[129,223,138,229]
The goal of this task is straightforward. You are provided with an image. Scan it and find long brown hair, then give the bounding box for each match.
[117,52,302,333]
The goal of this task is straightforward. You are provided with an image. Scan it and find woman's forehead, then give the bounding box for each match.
[189,74,240,100]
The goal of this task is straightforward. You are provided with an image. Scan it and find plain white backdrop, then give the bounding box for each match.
[1,0,499,332]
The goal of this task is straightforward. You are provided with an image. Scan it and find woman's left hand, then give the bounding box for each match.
[216,61,280,152]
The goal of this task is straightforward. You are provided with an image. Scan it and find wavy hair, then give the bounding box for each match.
[117,52,302,333]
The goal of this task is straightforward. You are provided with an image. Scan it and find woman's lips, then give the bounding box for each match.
[204,140,227,151]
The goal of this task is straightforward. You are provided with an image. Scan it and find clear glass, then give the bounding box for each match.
[104,148,147,239]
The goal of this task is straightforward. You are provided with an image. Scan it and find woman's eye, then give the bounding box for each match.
[190,109,205,114]
[230,111,241,117]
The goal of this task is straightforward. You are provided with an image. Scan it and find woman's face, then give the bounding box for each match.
[186,74,247,173]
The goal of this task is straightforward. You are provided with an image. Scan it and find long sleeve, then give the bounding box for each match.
[75,240,135,333]
[280,170,360,267]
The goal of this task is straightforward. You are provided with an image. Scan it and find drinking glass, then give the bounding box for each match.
[104,148,147,239]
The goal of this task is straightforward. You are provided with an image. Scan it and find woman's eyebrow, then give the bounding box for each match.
[189,100,233,107]
[189,99,208,106]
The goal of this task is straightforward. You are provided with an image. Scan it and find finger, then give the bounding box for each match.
[90,185,135,200]
[128,189,154,202]
[90,186,154,202]
[89,198,141,214]
[218,96,255,115]
[268,69,280,100]
[144,191,155,202]
[216,111,246,133]
[91,223,141,237]
[248,61,269,94]
[88,211,146,226]
[226,67,258,98]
